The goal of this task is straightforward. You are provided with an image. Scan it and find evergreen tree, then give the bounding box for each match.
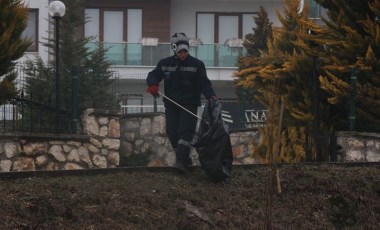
[235,0,380,162]
[234,6,273,103]
[234,4,291,162]
[0,0,31,104]
[244,6,273,57]
[315,0,380,131]
[235,0,329,162]
[24,0,117,119]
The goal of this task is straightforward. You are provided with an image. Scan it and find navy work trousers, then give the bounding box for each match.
[165,104,198,165]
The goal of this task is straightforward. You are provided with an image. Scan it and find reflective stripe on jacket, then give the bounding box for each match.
[146,55,215,106]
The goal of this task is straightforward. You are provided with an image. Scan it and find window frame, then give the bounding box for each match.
[23,9,39,52]
[119,94,144,114]
[84,7,143,43]
[196,12,257,44]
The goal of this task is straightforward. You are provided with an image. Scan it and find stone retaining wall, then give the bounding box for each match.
[0,109,120,172]
[119,113,261,167]
[1,110,379,172]
[119,114,380,166]
[336,131,380,162]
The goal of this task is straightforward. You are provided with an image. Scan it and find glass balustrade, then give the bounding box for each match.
[86,42,246,67]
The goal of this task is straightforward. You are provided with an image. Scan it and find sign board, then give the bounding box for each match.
[220,102,268,130]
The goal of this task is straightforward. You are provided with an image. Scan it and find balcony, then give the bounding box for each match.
[86,42,246,68]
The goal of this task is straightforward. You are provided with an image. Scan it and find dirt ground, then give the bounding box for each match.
[0,163,378,229]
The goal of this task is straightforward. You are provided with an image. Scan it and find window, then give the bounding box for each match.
[242,14,256,38]
[196,12,254,67]
[197,14,214,44]
[22,9,38,52]
[84,9,99,40]
[196,12,255,44]
[219,16,239,44]
[127,9,142,43]
[120,94,143,114]
[84,8,142,64]
[84,8,142,43]
[309,0,320,18]
[307,0,327,19]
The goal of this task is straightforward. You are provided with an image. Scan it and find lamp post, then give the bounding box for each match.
[49,0,66,132]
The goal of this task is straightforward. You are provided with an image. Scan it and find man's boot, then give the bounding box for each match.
[174,140,193,172]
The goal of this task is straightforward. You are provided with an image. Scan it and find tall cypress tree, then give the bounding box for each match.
[234,6,273,103]
[235,0,328,162]
[0,0,31,104]
[236,0,380,162]
[316,0,380,131]
[24,0,117,117]
[244,6,273,57]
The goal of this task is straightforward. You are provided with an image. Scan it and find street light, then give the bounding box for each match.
[49,0,66,132]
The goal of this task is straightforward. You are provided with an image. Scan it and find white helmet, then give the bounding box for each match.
[170,32,189,53]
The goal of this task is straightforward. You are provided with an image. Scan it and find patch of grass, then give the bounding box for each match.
[0,164,378,229]
[329,194,357,228]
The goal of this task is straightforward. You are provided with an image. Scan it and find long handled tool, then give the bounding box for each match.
[158,91,209,126]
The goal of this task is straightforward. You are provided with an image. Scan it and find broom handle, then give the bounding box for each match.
[158,91,207,123]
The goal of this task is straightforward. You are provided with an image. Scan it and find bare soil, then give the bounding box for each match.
[0,163,379,229]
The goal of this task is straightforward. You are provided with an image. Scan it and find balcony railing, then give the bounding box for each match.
[86,42,246,67]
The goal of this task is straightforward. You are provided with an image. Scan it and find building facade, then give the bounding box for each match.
[19,0,324,116]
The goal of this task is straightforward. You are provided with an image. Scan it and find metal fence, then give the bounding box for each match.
[1,64,71,133]
[2,64,380,135]
[86,42,245,67]
[355,119,380,133]
[0,65,374,164]
[115,91,267,131]
[0,93,70,133]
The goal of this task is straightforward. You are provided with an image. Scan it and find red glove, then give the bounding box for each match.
[146,85,159,97]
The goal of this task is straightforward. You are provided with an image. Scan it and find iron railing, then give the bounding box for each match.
[1,93,70,133]
[1,64,71,133]
[86,42,245,67]
[2,62,380,135]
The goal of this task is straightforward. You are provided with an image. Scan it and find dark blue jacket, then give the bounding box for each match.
[146,54,215,107]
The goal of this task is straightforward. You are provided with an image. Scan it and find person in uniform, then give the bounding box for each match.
[146,32,217,170]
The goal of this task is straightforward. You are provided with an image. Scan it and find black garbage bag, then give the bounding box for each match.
[192,100,233,182]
